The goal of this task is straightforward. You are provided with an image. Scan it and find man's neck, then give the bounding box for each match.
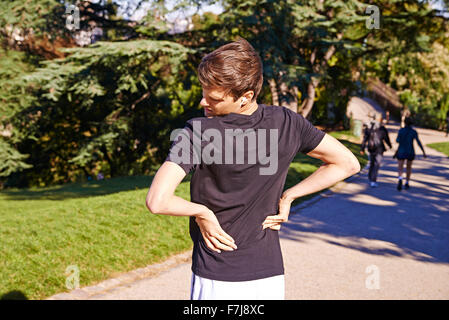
[237,101,258,115]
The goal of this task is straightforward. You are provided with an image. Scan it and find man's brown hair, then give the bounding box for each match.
[198,38,263,102]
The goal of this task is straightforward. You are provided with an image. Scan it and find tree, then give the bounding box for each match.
[1,0,449,187]
[0,48,37,180]
[196,0,447,121]
[389,41,449,129]
[0,0,208,187]
[2,39,201,187]
[362,1,449,128]
[0,0,137,59]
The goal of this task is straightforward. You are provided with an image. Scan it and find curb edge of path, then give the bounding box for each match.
[46,251,192,300]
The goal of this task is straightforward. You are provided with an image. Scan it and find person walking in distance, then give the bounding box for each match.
[395,116,427,191]
[360,114,392,187]
[145,38,360,300]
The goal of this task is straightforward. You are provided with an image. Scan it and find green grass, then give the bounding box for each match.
[427,141,449,157]
[0,131,367,300]
[0,176,192,300]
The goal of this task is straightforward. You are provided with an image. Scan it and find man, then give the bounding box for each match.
[146,38,360,300]
[360,113,392,187]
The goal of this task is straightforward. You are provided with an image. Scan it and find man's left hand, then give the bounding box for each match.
[262,196,293,231]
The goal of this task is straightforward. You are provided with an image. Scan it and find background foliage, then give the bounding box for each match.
[0,0,448,188]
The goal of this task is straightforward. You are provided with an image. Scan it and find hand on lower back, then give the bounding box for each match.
[262,196,292,231]
[195,210,237,253]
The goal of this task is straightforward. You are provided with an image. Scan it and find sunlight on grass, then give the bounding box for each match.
[427,142,449,157]
[0,176,192,299]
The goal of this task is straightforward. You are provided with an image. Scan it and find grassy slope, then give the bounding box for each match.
[427,141,449,157]
[0,132,367,299]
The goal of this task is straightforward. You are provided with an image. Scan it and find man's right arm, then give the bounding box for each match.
[146,161,237,253]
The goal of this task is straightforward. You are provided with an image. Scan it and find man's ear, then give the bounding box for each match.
[240,91,254,106]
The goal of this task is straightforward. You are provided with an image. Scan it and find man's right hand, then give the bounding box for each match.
[195,210,237,253]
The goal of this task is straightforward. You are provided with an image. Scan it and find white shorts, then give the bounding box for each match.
[190,273,285,300]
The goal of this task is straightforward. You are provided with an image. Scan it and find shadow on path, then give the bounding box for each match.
[281,151,449,264]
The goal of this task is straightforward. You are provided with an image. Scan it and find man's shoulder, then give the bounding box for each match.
[264,104,306,123]
[185,115,220,128]
[184,105,294,129]
[267,104,296,115]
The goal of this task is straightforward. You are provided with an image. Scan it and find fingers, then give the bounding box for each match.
[262,214,287,230]
[262,221,281,230]
[195,211,237,253]
[202,230,237,253]
[219,230,236,245]
[210,236,236,253]
[264,215,287,222]
[263,215,287,225]
[214,232,238,250]
[203,236,221,253]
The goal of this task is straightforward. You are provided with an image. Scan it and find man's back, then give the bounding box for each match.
[166,104,325,281]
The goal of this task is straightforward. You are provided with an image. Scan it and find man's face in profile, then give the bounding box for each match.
[200,87,241,117]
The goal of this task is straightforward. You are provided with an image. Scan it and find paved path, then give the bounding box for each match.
[49,122,449,300]
[281,122,449,299]
[346,96,386,123]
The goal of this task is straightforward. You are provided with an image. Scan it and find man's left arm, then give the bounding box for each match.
[262,134,360,230]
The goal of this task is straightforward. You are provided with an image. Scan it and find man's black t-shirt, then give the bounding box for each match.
[165,104,325,281]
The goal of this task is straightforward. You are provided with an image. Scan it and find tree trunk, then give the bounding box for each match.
[268,78,279,106]
[101,145,116,177]
[269,77,298,112]
[300,80,318,118]
[300,33,342,119]
[279,83,298,113]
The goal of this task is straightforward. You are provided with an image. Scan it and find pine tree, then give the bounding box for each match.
[2,38,200,187]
